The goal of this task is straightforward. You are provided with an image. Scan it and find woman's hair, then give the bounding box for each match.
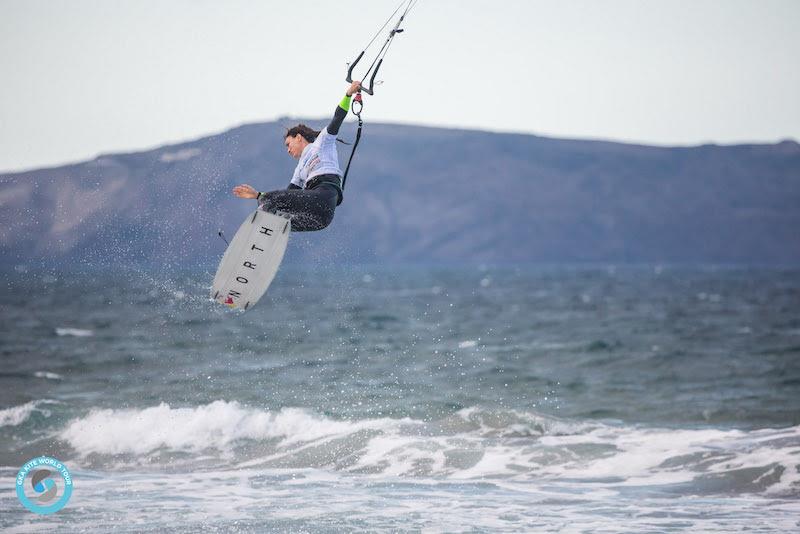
[285,124,319,143]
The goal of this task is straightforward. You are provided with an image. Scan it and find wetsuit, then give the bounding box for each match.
[256,95,351,232]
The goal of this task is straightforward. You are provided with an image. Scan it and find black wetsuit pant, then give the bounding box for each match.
[258,102,349,232]
[259,180,339,232]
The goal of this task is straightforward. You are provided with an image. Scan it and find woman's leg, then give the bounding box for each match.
[259,186,337,232]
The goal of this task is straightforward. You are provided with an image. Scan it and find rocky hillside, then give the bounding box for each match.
[1,120,798,267]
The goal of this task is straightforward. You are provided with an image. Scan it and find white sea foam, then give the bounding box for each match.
[0,400,56,427]
[2,464,797,532]
[34,371,63,380]
[60,400,409,457]
[458,340,477,348]
[55,327,93,337]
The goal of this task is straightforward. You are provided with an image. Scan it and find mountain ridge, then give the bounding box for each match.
[1,119,798,267]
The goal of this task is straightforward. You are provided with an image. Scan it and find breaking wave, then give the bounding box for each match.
[58,401,800,496]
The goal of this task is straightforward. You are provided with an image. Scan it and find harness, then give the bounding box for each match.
[305,174,344,206]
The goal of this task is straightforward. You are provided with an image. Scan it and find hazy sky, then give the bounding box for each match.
[1,0,798,172]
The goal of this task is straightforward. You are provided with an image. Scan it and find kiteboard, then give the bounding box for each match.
[211,209,290,311]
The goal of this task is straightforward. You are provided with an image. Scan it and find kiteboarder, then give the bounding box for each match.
[232,80,362,231]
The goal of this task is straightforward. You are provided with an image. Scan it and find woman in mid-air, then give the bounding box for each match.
[232,80,361,231]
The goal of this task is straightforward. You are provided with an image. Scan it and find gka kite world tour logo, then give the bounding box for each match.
[16,456,73,514]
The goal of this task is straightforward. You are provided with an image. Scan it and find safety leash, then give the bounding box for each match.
[341,93,363,193]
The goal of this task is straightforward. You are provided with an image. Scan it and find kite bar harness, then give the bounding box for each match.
[345,0,418,95]
[340,0,418,194]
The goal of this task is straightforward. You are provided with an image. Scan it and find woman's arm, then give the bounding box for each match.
[326,80,361,136]
[232,184,298,203]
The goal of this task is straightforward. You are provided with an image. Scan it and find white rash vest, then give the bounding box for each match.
[289,128,342,189]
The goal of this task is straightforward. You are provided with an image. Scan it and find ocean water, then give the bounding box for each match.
[1,265,799,532]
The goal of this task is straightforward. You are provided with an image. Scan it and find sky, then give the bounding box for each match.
[1,0,798,173]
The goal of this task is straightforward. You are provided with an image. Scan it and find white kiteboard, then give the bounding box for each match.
[211,210,291,311]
